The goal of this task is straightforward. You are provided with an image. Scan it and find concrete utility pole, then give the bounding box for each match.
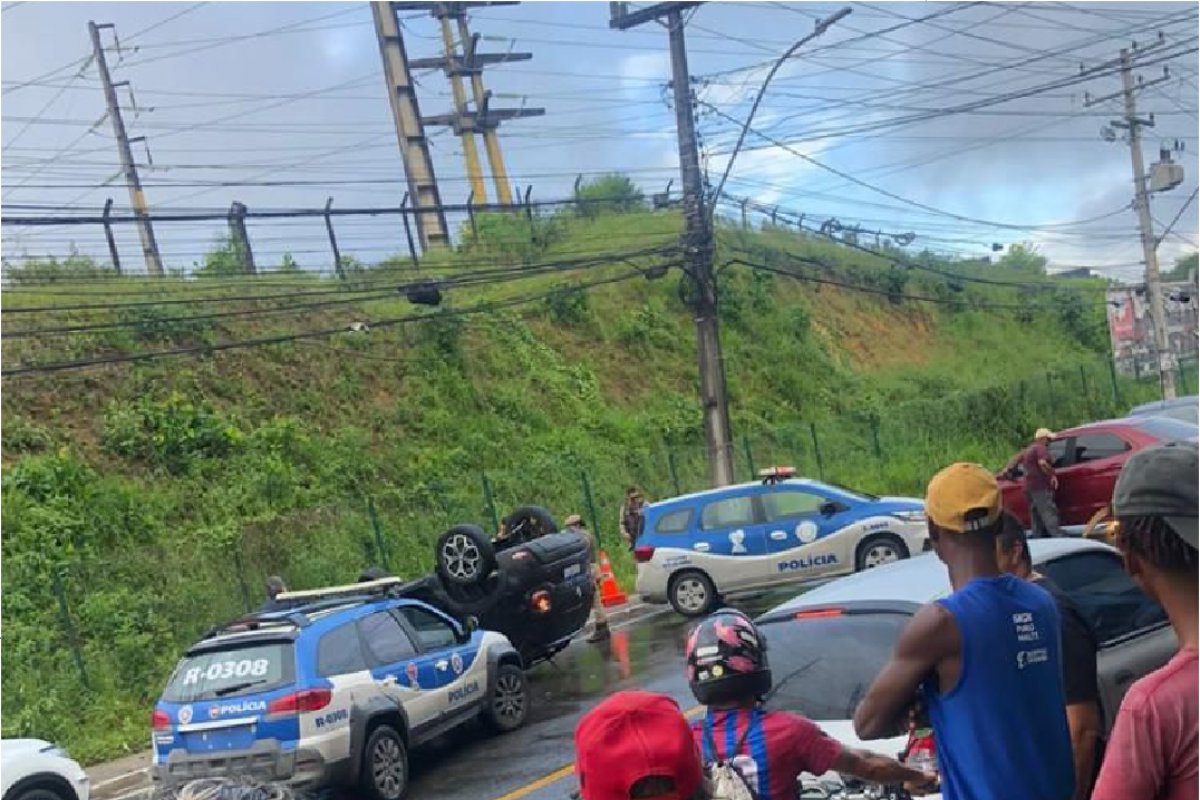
[611,1,736,487]
[371,1,449,249]
[405,2,543,207]
[89,21,163,276]
[1087,41,1177,399]
[227,201,255,274]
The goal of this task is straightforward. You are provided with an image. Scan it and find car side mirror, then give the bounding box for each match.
[457,616,479,643]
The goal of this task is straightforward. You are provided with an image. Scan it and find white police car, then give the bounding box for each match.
[635,468,928,616]
[151,578,527,800]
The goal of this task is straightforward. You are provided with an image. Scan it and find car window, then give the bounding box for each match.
[1048,438,1072,467]
[317,622,368,677]
[1039,552,1167,643]
[760,611,911,721]
[1073,432,1131,464]
[397,607,459,651]
[700,496,755,531]
[358,611,418,664]
[162,642,294,702]
[762,490,824,522]
[655,508,693,534]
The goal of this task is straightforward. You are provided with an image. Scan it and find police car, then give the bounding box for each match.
[635,468,928,616]
[151,578,527,800]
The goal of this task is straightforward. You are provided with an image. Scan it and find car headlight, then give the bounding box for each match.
[892,510,927,524]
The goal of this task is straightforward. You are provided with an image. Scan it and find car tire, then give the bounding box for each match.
[438,570,507,617]
[361,724,409,800]
[14,789,71,800]
[855,533,909,571]
[436,524,497,587]
[502,505,559,542]
[482,663,529,733]
[668,570,717,617]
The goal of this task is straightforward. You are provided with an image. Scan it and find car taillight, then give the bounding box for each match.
[267,688,331,716]
[152,709,171,731]
[512,549,532,561]
[530,590,552,614]
[634,546,655,563]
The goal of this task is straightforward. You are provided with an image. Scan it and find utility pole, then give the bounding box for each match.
[371,1,449,249]
[89,21,164,276]
[227,201,255,274]
[1087,39,1177,399]
[612,1,736,487]
[405,2,543,207]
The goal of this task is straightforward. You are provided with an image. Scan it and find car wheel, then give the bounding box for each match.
[15,789,71,800]
[361,724,408,800]
[439,571,506,617]
[482,663,529,733]
[502,505,558,542]
[436,524,497,587]
[855,533,909,571]
[669,570,717,617]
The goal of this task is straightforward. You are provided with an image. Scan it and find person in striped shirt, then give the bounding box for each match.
[685,609,935,800]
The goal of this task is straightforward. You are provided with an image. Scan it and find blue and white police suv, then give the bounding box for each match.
[150,578,527,800]
[634,467,929,616]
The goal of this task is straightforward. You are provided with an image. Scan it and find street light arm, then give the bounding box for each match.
[707,6,851,218]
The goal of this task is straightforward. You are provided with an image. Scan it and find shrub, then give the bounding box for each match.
[2,254,117,285]
[102,393,242,474]
[574,174,645,218]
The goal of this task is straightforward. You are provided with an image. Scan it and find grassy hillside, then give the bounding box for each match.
[0,205,1167,762]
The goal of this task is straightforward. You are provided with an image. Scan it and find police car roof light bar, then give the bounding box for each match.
[276,576,406,602]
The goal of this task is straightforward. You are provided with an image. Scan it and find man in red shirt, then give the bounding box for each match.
[1004,427,1063,537]
[1092,442,1198,800]
[685,609,934,800]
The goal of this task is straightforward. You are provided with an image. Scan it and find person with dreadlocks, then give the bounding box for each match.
[1091,442,1198,800]
[685,608,935,800]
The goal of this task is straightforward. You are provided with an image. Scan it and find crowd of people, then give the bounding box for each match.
[574,441,1197,800]
[202,441,1193,800]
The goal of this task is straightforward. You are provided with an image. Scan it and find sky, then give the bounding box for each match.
[1,0,1197,284]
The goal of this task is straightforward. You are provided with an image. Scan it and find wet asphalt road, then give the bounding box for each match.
[404,586,804,800]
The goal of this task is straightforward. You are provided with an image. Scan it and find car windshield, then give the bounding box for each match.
[162,641,294,702]
[759,610,910,721]
[1130,416,1199,442]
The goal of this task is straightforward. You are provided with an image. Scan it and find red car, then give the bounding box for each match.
[999,416,1197,528]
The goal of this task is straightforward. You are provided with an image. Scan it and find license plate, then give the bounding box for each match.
[563,564,582,579]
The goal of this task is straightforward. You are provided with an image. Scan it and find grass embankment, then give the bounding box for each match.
[1,207,1166,762]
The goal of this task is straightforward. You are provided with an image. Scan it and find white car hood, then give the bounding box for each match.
[800,720,943,800]
[1,738,53,759]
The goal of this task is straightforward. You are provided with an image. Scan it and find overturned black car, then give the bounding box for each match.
[367,506,596,666]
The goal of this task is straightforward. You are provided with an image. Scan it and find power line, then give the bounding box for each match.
[1,266,657,377]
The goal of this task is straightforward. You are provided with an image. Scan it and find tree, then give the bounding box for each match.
[997,243,1047,275]
[1164,252,1198,282]
[573,173,645,218]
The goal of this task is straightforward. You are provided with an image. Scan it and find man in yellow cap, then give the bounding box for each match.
[1004,427,1063,538]
[853,462,1074,800]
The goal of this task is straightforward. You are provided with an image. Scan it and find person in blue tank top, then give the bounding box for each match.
[853,462,1074,800]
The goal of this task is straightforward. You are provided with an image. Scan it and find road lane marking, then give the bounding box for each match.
[491,704,704,800]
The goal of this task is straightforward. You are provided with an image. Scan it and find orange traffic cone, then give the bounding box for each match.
[598,550,628,608]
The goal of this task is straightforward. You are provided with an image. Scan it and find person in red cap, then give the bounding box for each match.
[575,691,703,800]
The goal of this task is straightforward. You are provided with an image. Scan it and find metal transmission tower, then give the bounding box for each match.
[88,21,164,276]
[371,1,449,249]
[404,2,544,206]
[1086,36,1179,399]
[611,1,736,488]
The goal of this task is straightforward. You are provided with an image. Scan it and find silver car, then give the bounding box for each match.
[756,538,1177,799]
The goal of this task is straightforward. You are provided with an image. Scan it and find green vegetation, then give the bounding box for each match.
[0,184,1171,763]
[1164,251,1198,282]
